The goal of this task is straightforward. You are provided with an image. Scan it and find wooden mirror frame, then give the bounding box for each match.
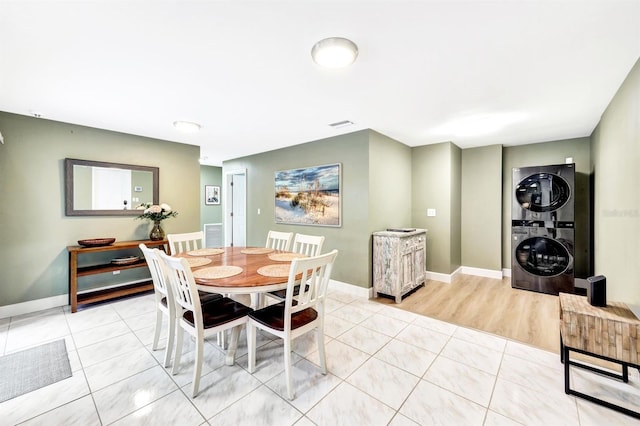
[64,158,159,216]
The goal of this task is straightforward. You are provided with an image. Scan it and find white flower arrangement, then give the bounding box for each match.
[135,202,178,222]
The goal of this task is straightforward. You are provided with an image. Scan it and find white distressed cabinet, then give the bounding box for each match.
[372,229,426,303]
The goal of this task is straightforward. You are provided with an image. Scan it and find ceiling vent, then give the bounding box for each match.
[329,120,354,128]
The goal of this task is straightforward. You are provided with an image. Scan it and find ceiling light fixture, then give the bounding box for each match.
[173,120,201,133]
[311,37,358,68]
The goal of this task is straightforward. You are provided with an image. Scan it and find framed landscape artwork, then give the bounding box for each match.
[205,185,220,205]
[275,163,341,227]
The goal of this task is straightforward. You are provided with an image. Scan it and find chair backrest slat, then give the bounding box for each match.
[284,250,338,327]
[158,251,201,323]
[292,233,324,257]
[139,243,172,302]
[266,231,293,251]
[167,231,205,255]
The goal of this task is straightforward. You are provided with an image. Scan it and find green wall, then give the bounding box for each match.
[450,144,462,272]
[223,130,373,288]
[412,142,461,274]
[461,145,503,271]
[501,137,592,277]
[368,131,413,232]
[200,165,223,228]
[0,112,200,307]
[591,58,640,304]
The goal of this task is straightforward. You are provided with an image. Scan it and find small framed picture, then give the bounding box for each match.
[205,185,220,205]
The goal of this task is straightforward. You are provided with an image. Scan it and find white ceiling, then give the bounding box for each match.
[1,1,639,166]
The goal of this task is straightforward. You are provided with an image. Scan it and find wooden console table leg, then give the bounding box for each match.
[69,251,78,313]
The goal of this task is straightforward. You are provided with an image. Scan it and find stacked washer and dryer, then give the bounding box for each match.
[511,164,575,295]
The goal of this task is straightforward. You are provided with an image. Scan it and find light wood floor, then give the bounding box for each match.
[373,275,561,353]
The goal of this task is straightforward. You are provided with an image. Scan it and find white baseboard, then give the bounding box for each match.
[461,266,504,280]
[427,267,461,283]
[503,268,512,277]
[329,279,371,299]
[0,294,68,319]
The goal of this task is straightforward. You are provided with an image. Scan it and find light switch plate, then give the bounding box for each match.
[427,208,436,217]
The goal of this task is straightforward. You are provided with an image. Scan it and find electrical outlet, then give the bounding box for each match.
[113,270,120,275]
[427,208,436,217]
[257,208,261,215]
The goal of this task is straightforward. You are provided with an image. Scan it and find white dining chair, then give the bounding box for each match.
[167,231,205,255]
[139,243,176,368]
[168,231,232,347]
[291,233,325,257]
[158,250,253,398]
[265,230,293,251]
[265,233,325,302]
[247,249,338,400]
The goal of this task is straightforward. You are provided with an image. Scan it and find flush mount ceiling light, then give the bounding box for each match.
[173,120,201,133]
[311,37,358,68]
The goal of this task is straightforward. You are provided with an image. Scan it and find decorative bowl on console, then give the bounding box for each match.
[77,238,116,247]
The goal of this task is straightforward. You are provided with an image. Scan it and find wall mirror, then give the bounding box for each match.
[65,158,159,216]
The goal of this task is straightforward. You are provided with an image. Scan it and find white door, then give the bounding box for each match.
[224,169,247,246]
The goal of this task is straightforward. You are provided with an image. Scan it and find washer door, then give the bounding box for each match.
[515,173,571,213]
[515,237,572,277]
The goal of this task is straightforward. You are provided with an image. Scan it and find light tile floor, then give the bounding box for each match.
[1,288,640,425]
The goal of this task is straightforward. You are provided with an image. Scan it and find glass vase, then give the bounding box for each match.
[149,221,165,241]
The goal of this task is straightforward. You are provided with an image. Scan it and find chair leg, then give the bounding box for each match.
[284,338,294,400]
[163,312,175,368]
[217,330,226,349]
[192,331,204,398]
[152,309,162,351]
[247,323,256,373]
[317,327,327,375]
[172,325,184,375]
[225,326,241,366]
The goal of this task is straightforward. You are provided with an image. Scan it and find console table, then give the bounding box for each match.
[68,239,166,312]
[559,292,640,418]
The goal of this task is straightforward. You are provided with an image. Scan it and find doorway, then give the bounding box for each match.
[224,169,247,246]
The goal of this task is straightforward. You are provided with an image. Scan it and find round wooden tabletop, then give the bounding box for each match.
[175,246,304,294]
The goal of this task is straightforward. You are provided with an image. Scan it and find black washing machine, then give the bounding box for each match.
[512,225,574,295]
[512,163,574,223]
[511,163,575,295]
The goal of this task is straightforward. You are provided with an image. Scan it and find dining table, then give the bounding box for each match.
[174,246,305,309]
